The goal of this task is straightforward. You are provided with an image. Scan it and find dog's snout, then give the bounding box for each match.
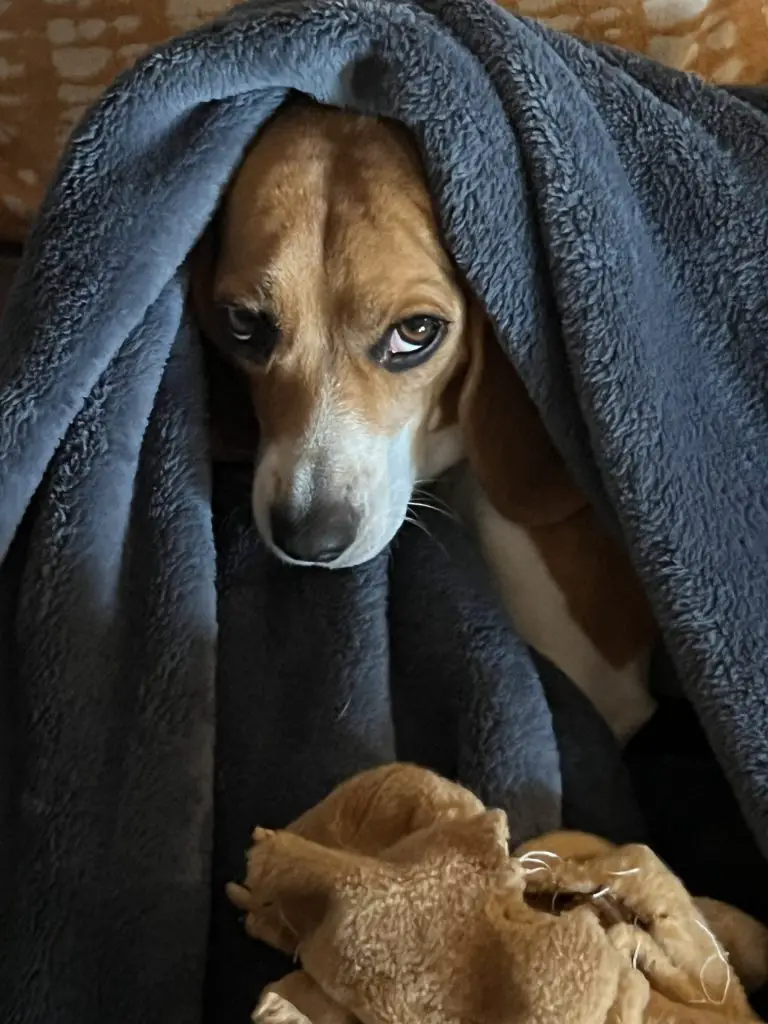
[269,501,361,565]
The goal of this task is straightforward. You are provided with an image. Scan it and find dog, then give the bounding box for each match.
[191,96,657,743]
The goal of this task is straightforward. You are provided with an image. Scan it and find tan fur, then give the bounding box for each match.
[190,1,768,734]
[190,227,260,462]
[458,313,655,671]
[458,317,585,528]
[228,765,767,1024]
[208,99,467,464]
[193,96,652,734]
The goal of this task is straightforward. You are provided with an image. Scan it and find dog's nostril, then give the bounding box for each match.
[269,502,360,564]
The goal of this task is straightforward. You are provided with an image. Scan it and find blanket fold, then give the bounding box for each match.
[0,2,766,1022]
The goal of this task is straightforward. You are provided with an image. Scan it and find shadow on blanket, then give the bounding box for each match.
[0,1,767,1023]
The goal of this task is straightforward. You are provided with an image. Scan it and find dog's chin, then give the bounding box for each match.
[264,543,375,571]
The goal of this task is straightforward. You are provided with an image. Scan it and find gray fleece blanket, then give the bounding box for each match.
[1,0,767,1021]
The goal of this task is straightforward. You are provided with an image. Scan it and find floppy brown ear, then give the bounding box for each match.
[458,304,586,527]
[187,227,258,463]
[188,226,221,343]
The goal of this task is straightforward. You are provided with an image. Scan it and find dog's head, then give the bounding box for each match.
[194,98,470,567]
[193,98,582,567]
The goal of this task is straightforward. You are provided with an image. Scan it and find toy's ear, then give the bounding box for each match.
[389,810,513,873]
[516,831,617,862]
[458,302,586,527]
[694,897,768,994]
[291,764,485,855]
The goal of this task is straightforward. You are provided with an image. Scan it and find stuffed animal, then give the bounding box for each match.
[228,764,768,1024]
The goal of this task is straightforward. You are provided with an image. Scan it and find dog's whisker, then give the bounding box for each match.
[411,486,456,513]
[410,499,449,512]
[408,498,459,524]
[404,511,450,559]
[406,515,433,539]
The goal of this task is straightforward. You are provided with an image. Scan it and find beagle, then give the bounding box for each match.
[192,97,657,743]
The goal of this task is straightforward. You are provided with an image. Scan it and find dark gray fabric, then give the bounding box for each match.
[205,467,639,1021]
[0,1,766,1021]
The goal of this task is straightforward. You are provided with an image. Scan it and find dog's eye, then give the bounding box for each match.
[225,306,273,342]
[378,316,446,371]
[226,306,261,341]
[218,305,280,363]
[390,317,442,353]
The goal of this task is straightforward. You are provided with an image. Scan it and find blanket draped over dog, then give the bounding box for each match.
[0,1,766,1022]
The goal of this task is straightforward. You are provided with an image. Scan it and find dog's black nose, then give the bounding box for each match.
[269,502,360,564]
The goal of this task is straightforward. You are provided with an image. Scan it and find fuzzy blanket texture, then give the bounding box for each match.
[0,1,766,1022]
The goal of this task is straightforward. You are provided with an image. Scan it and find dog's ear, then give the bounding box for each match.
[188,224,221,343]
[187,224,259,463]
[458,303,585,527]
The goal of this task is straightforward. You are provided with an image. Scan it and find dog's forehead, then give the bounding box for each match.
[226,101,432,223]
[217,103,452,315]
[214,102,467,440]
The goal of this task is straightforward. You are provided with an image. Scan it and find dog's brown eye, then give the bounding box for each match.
[391,316,443,353]
[225,305,266,341]
[377,316,446,372]
[219,305,280,363]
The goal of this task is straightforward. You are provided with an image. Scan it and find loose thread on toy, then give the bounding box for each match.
[607,867,640,877]
[518,850,561,876]
[520,860,553,875]
[591,886,612,900]
[691,918,731,1005]
[276,901,300,945]
[630,916,642,970]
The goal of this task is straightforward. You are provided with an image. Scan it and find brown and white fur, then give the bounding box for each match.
[192,98,657,743]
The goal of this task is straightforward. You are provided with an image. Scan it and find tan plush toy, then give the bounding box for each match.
[228,764,768,1024]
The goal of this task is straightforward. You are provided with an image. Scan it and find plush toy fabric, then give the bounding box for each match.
[229,765,768,1024]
